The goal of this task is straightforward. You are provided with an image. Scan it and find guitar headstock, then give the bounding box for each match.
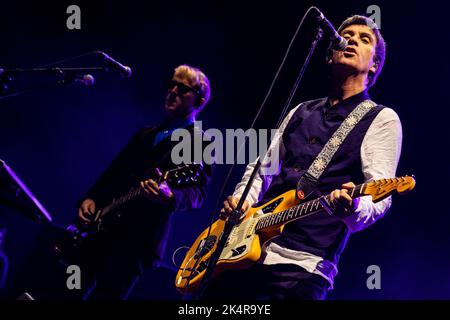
[364,175,416,202]
[162,163,204,188]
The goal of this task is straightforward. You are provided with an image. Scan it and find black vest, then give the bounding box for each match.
[264,91,384,264]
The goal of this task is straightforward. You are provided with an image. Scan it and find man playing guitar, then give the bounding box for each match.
[207,15,402,300]
[76,65,212,299]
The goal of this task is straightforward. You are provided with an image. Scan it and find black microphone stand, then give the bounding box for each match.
[0,50,131,99]
[193,26,324,299]
[0,66,107,99]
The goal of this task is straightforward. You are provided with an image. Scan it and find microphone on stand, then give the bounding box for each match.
[74,74,95,86]
[94,51,132,78]
[312,8,348,51]
[58,73,95,86]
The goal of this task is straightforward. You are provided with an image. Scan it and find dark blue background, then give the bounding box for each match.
[0,0,448,299]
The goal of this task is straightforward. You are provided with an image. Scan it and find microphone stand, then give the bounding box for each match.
[0,66,106,99]
[0,159,53,223]
[193,26,324,299]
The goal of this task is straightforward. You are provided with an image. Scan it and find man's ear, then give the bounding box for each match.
[370,61,378,74]
[195,97,206,109]
[326,51,334,65]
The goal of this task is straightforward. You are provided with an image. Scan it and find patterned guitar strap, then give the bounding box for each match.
[296,99,376,206]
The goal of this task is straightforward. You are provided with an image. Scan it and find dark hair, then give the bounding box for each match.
[329,15,386,87]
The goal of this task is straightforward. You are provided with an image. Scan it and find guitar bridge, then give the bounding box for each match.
[194,235,216,259]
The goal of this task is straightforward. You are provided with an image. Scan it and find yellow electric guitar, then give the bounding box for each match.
[175,176,416,293]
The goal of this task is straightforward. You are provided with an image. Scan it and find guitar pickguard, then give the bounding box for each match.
[218,198,286,260]
[220,217,259,261]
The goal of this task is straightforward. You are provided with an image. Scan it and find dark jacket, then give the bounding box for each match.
[82,123,212,263]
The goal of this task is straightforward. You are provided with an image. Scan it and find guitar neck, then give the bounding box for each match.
[100,174,166,217]
[254,182,369,232]
[100,186,142,217]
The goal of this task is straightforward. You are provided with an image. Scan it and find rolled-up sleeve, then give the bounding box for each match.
[343,107,403,232]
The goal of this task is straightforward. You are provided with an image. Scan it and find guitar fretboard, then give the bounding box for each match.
[97,165,199,219]
[100,186,144,217]
[254,183,367,232]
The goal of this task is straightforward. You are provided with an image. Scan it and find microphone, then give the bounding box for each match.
[312,8,347,51]
[75,74,95,86]
[95,51,132,78]
[59,73,95,86]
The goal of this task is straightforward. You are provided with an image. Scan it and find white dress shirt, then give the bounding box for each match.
[232,102,403,287]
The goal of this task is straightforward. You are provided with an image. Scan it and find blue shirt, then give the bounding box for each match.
[153,118,194,146]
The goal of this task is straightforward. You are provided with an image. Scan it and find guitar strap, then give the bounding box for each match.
[296,99,376,200]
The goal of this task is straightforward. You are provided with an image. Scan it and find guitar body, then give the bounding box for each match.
[175,189,299,294]
[54,223,100,265]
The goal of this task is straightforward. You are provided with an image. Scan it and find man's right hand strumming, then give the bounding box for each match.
[219,196,250,220]
[78,198,96,223]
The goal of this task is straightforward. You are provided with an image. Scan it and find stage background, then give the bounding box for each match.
[1,0,447,299]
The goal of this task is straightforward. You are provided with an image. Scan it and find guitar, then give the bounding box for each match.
[175,176,416,294]
[55,163,203,263]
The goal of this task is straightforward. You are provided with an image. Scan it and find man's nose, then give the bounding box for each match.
[347,36,357,46]
[167,88,177,100]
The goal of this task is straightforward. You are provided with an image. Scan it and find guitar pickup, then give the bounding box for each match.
[231,245,246,257]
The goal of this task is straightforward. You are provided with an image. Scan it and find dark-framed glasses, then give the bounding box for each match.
[168,80,199,95]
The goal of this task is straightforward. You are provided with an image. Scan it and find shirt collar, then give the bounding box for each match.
[324,89,371,118]
[162,117,195,131]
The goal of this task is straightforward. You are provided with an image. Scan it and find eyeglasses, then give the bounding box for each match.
[168,80,199,96]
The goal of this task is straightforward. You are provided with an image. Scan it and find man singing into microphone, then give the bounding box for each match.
[206,15,402,300]
[76,64,212,300]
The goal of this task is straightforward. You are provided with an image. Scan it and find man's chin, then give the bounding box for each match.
[333,61,360,73]
[165,103,176,111]
[335,55,357,65]
[164,106,178,117]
